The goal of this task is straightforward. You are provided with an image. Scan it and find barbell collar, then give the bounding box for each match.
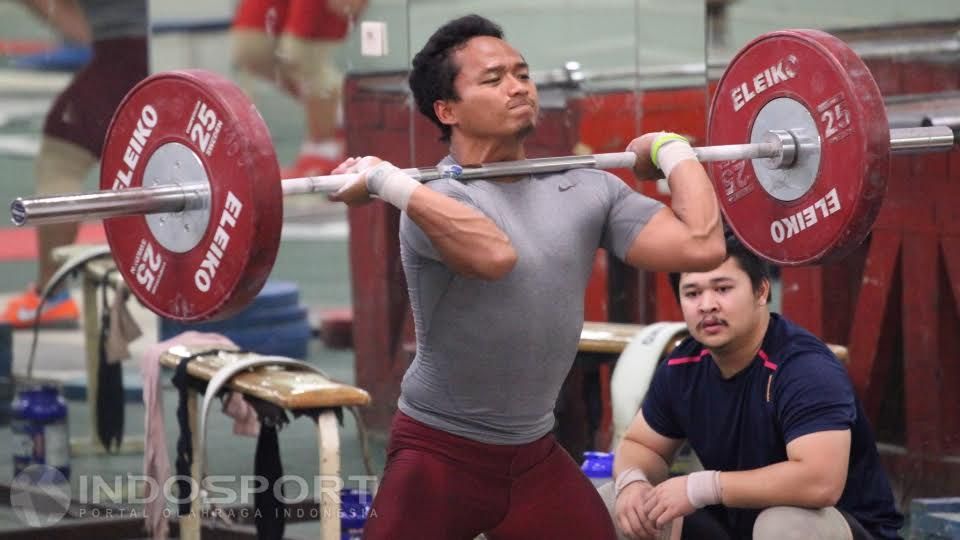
[921,115,960,146]
[889,125,957,153]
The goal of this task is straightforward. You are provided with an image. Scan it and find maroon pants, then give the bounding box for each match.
[363,412,617,540]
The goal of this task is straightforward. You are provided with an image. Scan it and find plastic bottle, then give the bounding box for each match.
[581,451,614,487]
[341,489,372,539]
[11,384,70,480]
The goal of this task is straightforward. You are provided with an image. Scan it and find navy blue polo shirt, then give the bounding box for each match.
[642,313,903,539]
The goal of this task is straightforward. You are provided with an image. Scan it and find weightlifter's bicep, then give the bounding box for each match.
[623,207,721,270]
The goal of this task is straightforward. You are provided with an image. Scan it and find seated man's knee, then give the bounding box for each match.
[753,506,851,540]
[597,482,634,540]
[597,481,616,517]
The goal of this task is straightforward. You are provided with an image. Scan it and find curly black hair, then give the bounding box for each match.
[408,14,504,143]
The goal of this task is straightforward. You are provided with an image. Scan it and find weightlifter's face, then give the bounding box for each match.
[441,36,539,140]
[678,257,769,351]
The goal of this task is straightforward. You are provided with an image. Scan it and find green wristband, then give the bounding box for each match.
[651,133,690,169]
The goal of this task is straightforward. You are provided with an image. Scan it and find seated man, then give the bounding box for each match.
[608,233,904,539]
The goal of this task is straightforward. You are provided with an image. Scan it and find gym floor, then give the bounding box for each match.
[0,0,958,536]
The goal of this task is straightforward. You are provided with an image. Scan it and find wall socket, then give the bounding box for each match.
[360,21,389,57]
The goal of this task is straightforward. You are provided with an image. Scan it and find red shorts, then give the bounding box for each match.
[233,0,349,40]
[362,412,618,539]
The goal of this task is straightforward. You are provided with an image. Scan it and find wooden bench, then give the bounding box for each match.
[158,345,371,540]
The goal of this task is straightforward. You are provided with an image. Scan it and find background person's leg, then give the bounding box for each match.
[273,0,359,177]
[275,35,343,176]
[2,36,147,328]
[19,0,90,44]
[231,0,289,91]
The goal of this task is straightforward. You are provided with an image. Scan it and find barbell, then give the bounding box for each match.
[8,29,960,322]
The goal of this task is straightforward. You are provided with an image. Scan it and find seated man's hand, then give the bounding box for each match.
[642,475,696,530]
[615,481,660,539]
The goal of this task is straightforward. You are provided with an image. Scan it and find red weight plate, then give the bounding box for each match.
[707,29,889,265]
[100,70,283,321]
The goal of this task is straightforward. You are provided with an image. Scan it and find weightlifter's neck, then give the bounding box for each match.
[450,134,526,181]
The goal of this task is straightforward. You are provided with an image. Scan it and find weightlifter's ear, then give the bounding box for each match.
[434,99,457,127]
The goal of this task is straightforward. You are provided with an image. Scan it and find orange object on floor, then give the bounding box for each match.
[1,285,79,329]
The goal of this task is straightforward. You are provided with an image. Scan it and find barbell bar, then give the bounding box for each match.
[5,28,960,322]
[10,126,957,228]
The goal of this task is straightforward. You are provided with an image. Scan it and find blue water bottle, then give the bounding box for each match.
[0,323,13,426]
[581,451,614,487]
[11,384,70,480]
[341,489,372,539]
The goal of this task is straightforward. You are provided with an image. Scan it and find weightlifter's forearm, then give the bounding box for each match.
[666,160,724,245]
[405,187,517,280]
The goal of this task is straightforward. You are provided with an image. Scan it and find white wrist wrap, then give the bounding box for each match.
[366,162,420,211]
[657,139,698,180]
[686,470,723,508]
[614,467,651,499]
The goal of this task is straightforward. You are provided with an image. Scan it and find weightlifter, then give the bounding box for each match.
[3,0,149,328]
[331,14,725,539]
[608,232,903,539]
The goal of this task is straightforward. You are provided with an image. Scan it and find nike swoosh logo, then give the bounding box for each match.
[558,185,574,192]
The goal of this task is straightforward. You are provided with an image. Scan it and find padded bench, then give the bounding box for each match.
[158,345,370,540]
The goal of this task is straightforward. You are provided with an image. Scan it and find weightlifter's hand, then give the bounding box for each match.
[329,156,381,206]
[330,156,421,211]
[626,132,662,181]
[626,132,697,181]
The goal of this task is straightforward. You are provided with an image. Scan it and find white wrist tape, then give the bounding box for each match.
[366,162,420,211]
[656,138,698,180]
[686,470,723,508]
[614,467,651,499]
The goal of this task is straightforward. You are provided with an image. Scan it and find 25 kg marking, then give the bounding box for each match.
[186,100,223,156]
[131,240,167,295]
[818,94,852,143]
